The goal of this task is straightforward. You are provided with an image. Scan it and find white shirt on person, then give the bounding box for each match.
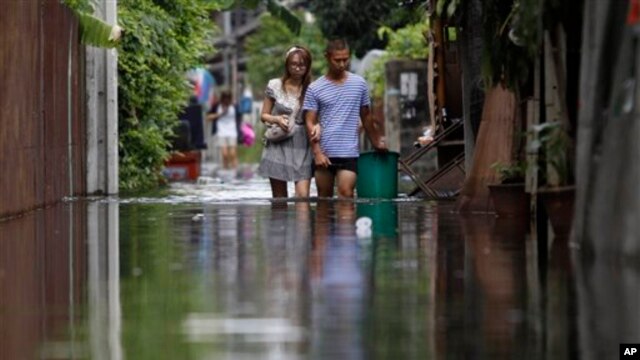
[216,105,238,138]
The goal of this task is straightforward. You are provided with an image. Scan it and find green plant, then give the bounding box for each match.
[117,0,221,191]
[244,13,326,96]
[491,161,526,184]
[237,127,264,163]
[233,0,302,35]
[62,0,121,48]
[308,0,425,57]
[61,0,95,12]
[365,21,429,98]
[528,122,572,187]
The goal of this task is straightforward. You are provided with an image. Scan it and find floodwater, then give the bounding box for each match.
[1,168,639,359]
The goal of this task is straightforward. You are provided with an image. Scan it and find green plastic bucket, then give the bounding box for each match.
[356,202,398,238]
[356,151,399,198]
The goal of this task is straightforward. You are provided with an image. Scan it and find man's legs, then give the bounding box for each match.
[335,169,357,198]
[314,168,335,198]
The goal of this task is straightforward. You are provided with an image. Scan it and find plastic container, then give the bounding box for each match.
[356,202,398,238]
[356,151,399,198]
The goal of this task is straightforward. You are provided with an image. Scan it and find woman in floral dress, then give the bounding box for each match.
[258,46,317,197]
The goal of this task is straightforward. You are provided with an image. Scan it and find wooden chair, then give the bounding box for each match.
[398,120,465,198]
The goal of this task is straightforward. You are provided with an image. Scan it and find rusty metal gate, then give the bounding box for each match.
[0,1,86,218]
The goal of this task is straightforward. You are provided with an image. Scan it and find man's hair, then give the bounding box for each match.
[325,39,349,54]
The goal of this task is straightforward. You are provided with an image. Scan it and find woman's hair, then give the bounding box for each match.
[219,90,232,101]
[281,45,312,105]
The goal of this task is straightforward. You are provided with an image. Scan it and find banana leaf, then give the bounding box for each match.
[76,11,120,48]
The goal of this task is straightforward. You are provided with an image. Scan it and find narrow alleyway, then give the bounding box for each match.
[0,167,636,359]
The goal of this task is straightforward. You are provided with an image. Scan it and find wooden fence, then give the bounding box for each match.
[0,202,87,357]
[0,1,86,218]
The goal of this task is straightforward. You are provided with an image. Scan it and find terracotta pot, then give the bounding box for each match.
[538,185,575,239]
[488,183,530,218]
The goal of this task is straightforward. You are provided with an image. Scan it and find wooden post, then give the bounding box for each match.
[543,29,569,187]
[432,17,447,126]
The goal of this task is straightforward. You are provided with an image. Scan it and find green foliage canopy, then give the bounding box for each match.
[244,14,326,98]
[232,0,302,35]
[308,0,425,57]
[365,22,429,98]
[61,0,94,12]
[117,0,221,191]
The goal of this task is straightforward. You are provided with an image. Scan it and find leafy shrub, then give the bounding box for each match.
[528,122,572,187]
[117,0,221,191]
[365,22,429,98]
[491,161,526,184]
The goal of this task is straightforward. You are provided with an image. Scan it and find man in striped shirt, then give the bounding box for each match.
[303,39,387,198]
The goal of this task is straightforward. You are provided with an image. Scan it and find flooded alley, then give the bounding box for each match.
[1,170,638,359]
[5,1,640,359]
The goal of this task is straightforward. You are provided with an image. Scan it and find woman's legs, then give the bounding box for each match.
[220,145,230,169]
[218,137,237,169]
[270,178,288,198]
[270,178,311,198]
[228,145,237,169]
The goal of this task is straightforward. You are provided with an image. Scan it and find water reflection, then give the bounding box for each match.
[310,200,363,359]
[1,196,639,359]
[458,216,531,358]
[0,201,120,359]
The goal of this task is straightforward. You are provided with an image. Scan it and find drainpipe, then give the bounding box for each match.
[68,26,75,197]
[105,1,118,195]
[67,24,77,358]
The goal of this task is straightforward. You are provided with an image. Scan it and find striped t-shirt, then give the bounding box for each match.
[302,72,370,157]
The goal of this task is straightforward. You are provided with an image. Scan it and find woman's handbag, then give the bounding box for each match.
[264,121,297,142]
[264,102,299,142]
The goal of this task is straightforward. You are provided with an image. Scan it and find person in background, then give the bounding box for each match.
[257,45,318,198]
[206,90,238,170]
[303,39,387,198]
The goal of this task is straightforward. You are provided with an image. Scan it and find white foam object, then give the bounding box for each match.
[355,216,372,229]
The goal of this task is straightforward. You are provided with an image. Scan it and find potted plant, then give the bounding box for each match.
[488,160,530,218]
[529,122,575,238]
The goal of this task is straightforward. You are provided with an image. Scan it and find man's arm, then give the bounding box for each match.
[305,110,331,167]
[360,106,387,151]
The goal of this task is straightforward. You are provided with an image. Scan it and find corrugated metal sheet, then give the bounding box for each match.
[0,1,86,218]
